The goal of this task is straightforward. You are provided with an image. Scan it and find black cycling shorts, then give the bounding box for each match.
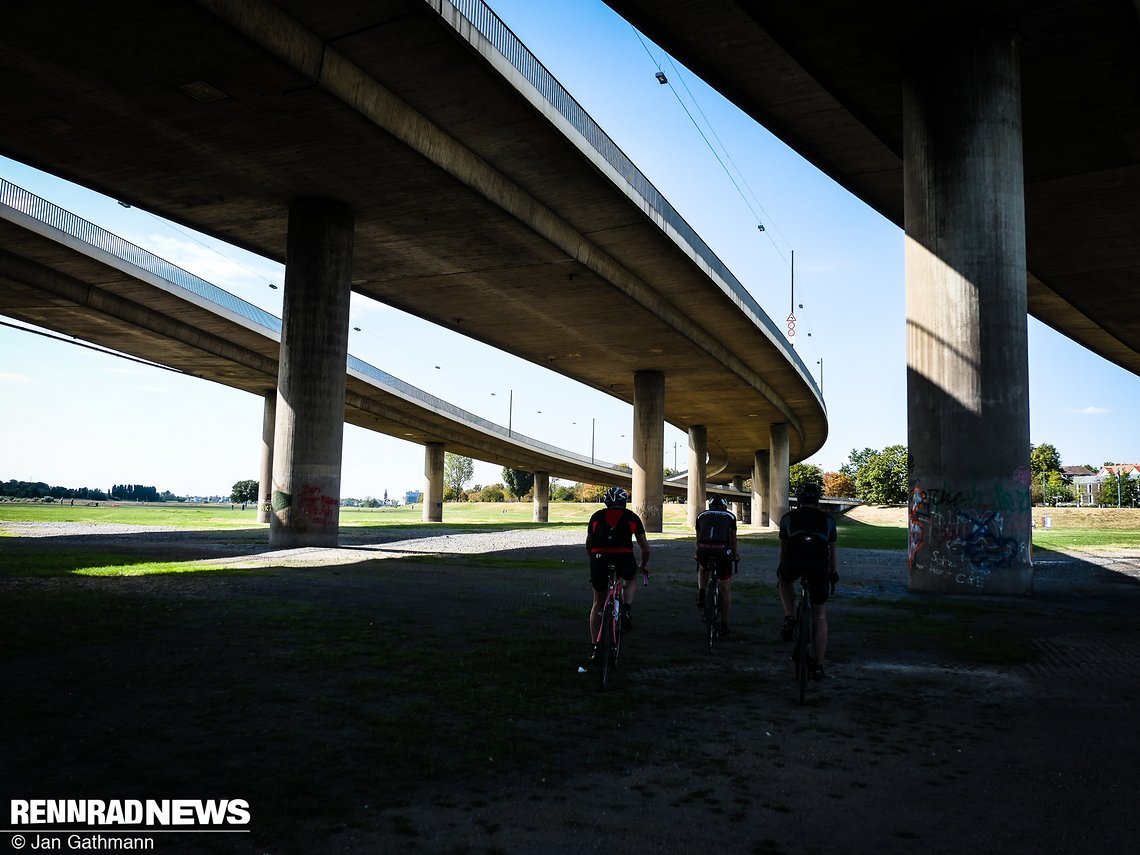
[590,551,637,593]
[697,547,734,579]
[777,561,830,605]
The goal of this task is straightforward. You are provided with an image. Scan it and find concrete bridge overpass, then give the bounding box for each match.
[603,0,1140,593]
[0,0,825,545]
[0,177,753,516]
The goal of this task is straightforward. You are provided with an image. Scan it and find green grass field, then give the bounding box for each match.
[3,500,1137,552]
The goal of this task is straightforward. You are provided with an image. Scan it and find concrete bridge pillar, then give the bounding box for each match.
[632,370,665,532]
[269,198,354,548]
[533,471,550,522]
[730,476,745,522]
[752,450,770,528]
[423,442,444,522]
[903,28,1033,595]
[769,424,790,530]
[257,391,275,525]
[687,425,707,527]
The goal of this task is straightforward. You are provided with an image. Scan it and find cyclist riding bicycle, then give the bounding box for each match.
[695,495,739,634]
[777,483,839,680]
[581,486,650,671]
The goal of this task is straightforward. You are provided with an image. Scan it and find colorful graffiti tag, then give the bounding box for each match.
[908,468,1032,591]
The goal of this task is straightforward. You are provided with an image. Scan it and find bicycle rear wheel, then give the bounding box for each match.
[794,606,811,704]
[599,601,615,691]
[705,580,719,654]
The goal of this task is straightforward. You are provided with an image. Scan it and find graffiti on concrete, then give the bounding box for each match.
[947,509,1019,570]
[270,485,338,530]
[908,469,1032,589]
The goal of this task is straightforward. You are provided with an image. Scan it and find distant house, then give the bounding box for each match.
[1077,464,1140,507]
[1062,465,1099,506]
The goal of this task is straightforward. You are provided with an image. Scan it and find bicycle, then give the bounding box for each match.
[700,553,737,654]
[593,562,649,691]
[790,575,835,704]
[790,577,815,704]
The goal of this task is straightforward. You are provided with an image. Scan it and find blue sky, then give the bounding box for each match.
[1,0,1137,499]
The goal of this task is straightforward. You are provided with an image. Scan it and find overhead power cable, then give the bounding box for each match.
[630,27,793,265]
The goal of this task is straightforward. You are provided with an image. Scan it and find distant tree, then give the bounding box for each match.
[855,445,909,504]
[839,447,878,480]
[789,463,824,496]
[470,483,506,502]
[1035,471,1074,506]
[577,483,606,503]
[231,479,259,503]
[1030,443,1063,478]
[1097,474,1139,507]
[502,468,535,501]
[444,453,474,500]
[363,496,380,508]
[823,471,856,498]
[551,482,577,502]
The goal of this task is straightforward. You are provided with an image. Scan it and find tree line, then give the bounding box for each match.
[1,479,179,502]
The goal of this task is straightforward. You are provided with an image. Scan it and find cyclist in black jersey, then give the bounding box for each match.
[777,483,839,679]
[695,496,739,634]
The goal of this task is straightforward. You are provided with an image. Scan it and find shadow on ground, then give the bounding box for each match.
[2,529,1139,853]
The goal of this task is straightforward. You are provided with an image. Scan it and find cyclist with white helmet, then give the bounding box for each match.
[582,486,650,669]
[695,495,739,634]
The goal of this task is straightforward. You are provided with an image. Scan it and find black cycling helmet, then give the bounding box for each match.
[797,483,823,502]
[603,486,630,507]
[708,496,729,510]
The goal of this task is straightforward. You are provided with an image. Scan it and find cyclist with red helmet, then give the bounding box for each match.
[581,486,650,670]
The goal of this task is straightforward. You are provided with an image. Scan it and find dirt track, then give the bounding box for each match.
[3,523,1140,854]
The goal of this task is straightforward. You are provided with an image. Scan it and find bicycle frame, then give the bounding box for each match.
[699,552,734,654]
[594,566,624,691]
[791,578,815,704]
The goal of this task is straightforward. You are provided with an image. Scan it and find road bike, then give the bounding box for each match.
[700,553,736,654]
[790,577,815,704]
[592,563,648,691]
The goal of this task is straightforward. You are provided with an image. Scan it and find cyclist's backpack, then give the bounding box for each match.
[591,508,627,549]
[697,510,734,546]
[784,509,831,570]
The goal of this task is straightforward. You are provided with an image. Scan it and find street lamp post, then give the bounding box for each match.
[816,357,824,395]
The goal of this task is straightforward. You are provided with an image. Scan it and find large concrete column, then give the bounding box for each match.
[752,451,770,528]
[769,424,790,530]
[423,442,444,523]
[257,391,275,525]
[904,28,1032,595]
[632,370,665,532]
[730,476,745,523]
[269,199,354,548]
[687,425,707,528]
[533,471,550,522]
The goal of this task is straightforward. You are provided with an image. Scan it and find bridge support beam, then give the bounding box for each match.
[257,391,275,525]
[903,28,1033,594]
[752,451,770,528]
[632,370,665,532]
[269,199,354,548]
[769,424,790,530]
[687,425,707,527]
[533,471,550,522]
[423,442,444,522]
